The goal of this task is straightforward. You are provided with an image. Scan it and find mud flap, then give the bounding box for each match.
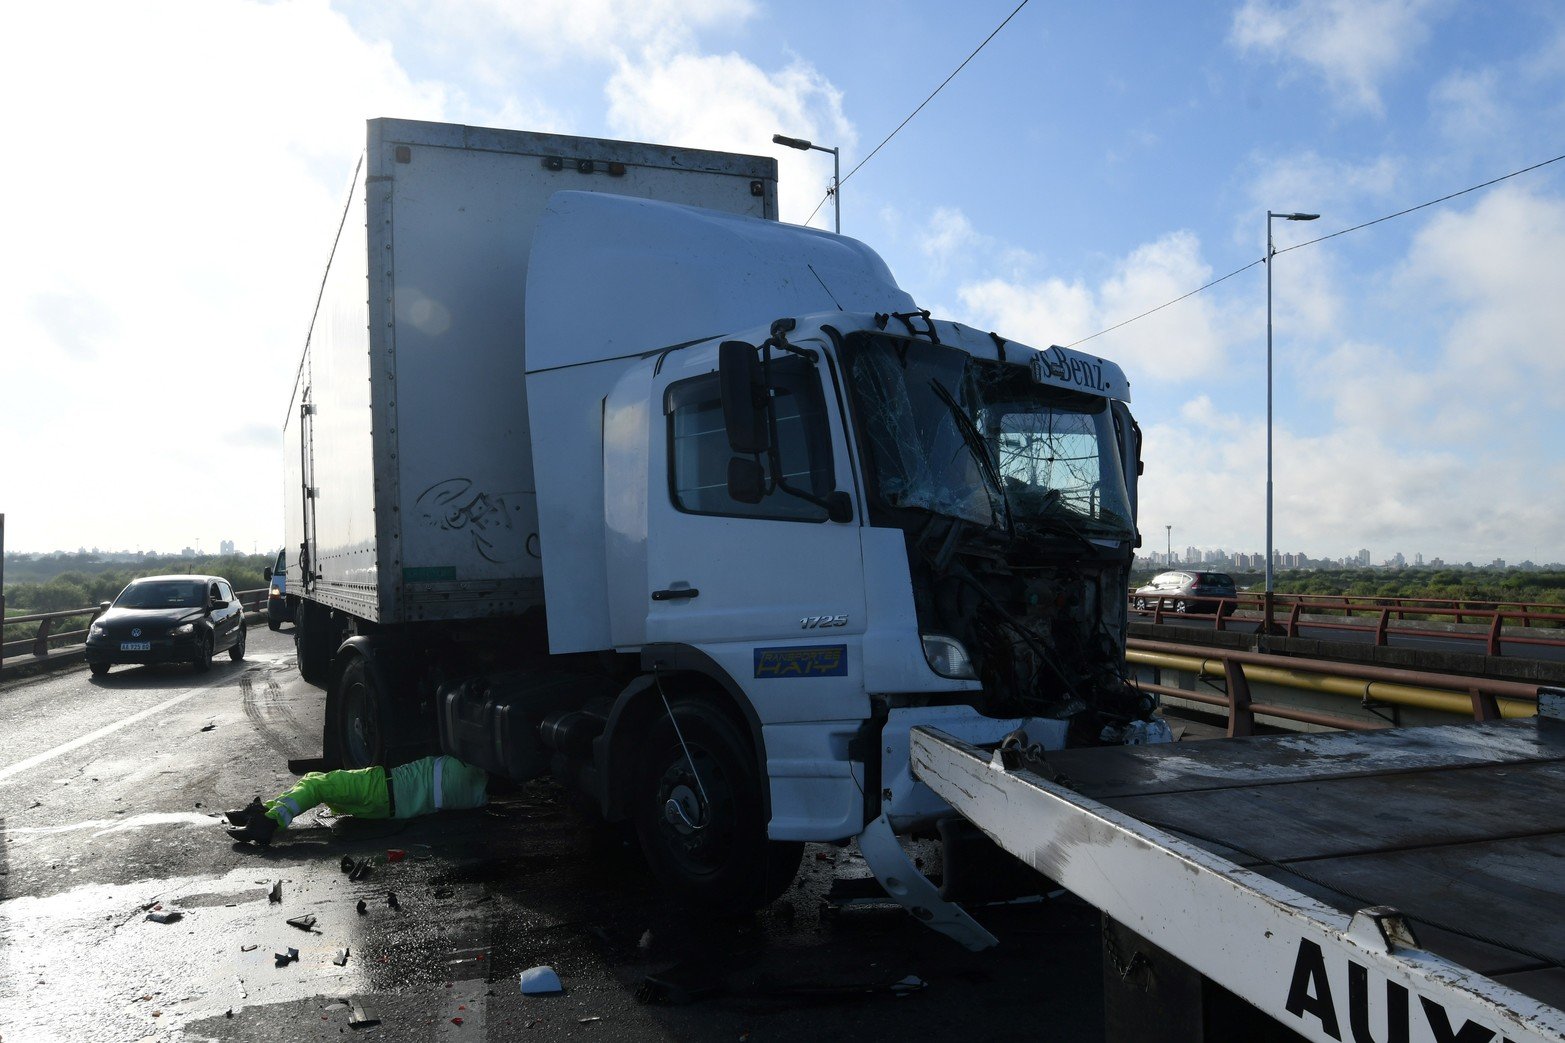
[855,814,998,952]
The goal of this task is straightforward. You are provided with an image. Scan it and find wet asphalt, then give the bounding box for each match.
[0,628,1104,1042]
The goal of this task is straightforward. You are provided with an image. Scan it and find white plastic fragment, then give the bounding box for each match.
[520,965,564,995]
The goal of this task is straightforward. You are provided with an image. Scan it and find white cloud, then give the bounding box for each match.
[954,230,1234,383]
[604,51,854,227]
[0,0,453,552]
[1229,0,1446,114]
[1399,186,1565,386]
[1247,151,1400,219]
[1430,69,1506,143]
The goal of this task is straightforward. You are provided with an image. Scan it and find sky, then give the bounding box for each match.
[2,0,1563,565]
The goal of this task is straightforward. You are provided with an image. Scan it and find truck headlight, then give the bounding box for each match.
[921,634,977,680]
[269,585,282,597]
[173,623,196,636]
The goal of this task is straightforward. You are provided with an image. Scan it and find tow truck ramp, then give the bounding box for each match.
[911,697,1565,1043]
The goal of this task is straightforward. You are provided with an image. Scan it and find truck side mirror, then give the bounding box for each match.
[263,567,273,582]
[727,456,766,504]
[719,340,769,453]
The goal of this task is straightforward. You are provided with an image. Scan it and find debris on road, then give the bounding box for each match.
[334,947,351,967]
[145,904,182,924]
[275,947,300,967]
[387,848,406,862]
[241,944,258,952]
[387,891,401,910]
[286,914,318,932]
[356,899,368,915]
[268,881,283,903]
[891,975,927,997]
[348,1003,380,1029]
[520,966,564,995]
[200,723,216,732]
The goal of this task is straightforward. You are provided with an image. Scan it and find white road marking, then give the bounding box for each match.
[0,811,217,840]
[0,675,243,784]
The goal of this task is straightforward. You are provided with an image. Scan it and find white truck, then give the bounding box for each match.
[283,118,1147,930]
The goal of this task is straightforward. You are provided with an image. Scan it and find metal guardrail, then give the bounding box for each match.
[1128,636,1546,736]
[1,588,268,668]
[1129,592,1565,656]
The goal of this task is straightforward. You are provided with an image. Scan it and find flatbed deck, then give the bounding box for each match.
[911,706,1565,1042]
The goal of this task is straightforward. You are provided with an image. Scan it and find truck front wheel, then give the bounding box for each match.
[632,698,803,912]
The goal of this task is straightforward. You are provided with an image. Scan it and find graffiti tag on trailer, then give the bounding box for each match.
[414,478,530,564]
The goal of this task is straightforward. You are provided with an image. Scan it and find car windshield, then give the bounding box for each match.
[843,333,1135,538]
[115,581,206,609]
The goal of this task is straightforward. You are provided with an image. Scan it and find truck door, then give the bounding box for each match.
[644,350,868,724]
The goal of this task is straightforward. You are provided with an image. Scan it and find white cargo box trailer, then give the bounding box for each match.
[283,119,778,625]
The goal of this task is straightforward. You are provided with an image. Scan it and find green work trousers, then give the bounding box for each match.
[265,765,390,830]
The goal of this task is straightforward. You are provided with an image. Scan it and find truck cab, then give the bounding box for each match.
[504,192,1148,923]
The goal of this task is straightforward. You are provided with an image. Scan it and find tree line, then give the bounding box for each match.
[4,554,274,641]
[1131,566,1565,609]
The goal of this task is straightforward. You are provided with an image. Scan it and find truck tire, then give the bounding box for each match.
[632,698,803,912]
[335,656,385,769]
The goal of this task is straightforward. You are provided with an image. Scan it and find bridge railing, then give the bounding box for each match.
[1128,636,1547,737]
[1128,591,1565,656]
[1,588,269,668]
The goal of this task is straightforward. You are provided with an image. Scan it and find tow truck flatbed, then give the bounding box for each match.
[911,701,1565,1042]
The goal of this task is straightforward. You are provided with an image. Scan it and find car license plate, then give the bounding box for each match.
[120,641,151,651]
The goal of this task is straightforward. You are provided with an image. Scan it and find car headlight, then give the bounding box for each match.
[89,623,106,638]
[173,623,196,636]
[921,634,977,680]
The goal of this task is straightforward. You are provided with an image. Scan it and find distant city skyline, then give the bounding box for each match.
[1137,545,1558,571]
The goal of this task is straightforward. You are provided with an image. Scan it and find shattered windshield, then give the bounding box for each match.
[844,333,1134,539]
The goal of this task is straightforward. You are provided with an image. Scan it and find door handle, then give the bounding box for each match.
[652,588,700,601]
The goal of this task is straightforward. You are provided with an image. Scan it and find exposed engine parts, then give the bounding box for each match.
[910,520,1154,742]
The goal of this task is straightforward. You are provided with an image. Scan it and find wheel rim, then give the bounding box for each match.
[651,744,736,878]
[342,678,379,766]
[1175,600,1187,613]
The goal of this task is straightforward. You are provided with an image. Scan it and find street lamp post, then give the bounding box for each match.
[1166,525,1172,564]
[1265,210,1319,637]
[772,133,840,233]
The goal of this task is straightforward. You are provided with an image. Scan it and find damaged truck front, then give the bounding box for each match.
[287,120,1150,946]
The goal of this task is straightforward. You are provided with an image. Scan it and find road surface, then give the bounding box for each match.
[0,627,1102,1041]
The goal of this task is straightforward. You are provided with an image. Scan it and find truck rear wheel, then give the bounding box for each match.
[335,656,385,768]
[632,698,802,912]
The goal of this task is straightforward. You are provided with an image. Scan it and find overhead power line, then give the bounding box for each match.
[805,0,1032,226]
[1066,150,1565,349]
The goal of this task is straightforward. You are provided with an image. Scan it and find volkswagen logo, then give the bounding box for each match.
[131,628,141,637]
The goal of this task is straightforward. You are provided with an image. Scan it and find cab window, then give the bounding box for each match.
[665,357,834,522]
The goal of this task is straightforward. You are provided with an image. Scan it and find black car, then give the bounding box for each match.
[1133,570,1239,615]
[85,575,247,675]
